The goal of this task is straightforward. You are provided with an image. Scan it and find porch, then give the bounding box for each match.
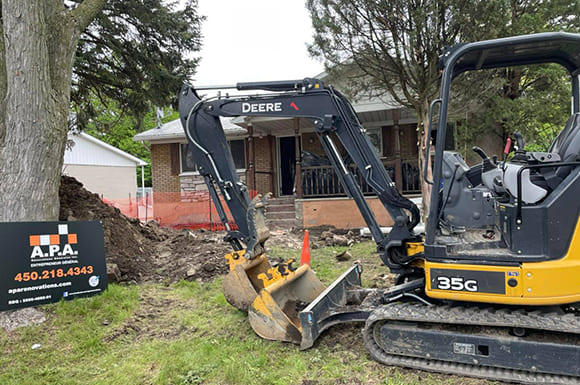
[300,160,420,198]
[239,108,420,200]
[241,109,420,229]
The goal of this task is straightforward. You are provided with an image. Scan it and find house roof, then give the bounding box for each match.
[132,75,416,142]
[133,117,247,143]
[230,99,416,136]
[65,132,147,167]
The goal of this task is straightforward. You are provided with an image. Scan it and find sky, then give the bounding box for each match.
[193,0,325,88]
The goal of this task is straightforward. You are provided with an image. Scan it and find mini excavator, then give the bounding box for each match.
[179,32,580,384]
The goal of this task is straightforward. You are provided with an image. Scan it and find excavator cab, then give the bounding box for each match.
[423,32,580,306]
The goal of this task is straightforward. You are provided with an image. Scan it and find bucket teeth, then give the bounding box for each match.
[223,252,272,311]
[248,264,326,344]
[222,249,326,346]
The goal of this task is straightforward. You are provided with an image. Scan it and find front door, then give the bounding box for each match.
[279,137,296,196]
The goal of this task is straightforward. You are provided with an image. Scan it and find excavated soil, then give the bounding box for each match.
[58,176,352,284]
[59,176,231,283]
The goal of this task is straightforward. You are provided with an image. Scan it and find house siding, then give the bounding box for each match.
[63,164,138,200]
[151,144,180,193]
[302,132,324,156]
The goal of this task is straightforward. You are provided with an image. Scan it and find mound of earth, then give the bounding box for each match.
[59,176,230,283]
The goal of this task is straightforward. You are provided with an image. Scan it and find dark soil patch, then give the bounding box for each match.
[317,323,365,352]
[59,176,229,283]
[105,288,197,342]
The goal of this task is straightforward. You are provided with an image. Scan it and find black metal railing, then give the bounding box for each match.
[301,160,420,198]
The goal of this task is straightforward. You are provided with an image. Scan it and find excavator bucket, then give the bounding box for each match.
[248,264,326,344]
[222,251,273,311]
[222,195,274,311]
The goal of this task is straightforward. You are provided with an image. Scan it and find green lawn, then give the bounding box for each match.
[0,241,493,385]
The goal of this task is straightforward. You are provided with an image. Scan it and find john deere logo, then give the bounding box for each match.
[29,224,79,259]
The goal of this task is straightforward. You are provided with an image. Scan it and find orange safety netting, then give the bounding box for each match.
[103,190,258,231]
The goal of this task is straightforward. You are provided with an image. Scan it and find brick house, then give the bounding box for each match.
[134,94,420,229]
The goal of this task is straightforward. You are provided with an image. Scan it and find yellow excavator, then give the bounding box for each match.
[178,32,580,384]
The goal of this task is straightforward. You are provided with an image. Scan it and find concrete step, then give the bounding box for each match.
[266,197,295,205]
[266,204,296,213]
[267,218,297,229]
[267,211,295,220]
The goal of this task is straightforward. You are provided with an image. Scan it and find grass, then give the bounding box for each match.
[0,241,493,385]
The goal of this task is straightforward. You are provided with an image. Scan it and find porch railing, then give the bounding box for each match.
[301,159,420,198]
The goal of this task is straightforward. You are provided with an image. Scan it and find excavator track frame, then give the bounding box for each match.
[364,302,580,384]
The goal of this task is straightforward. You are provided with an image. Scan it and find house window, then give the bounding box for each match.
[366,128,383,157]
[230,139,246,170]
[180,143,198,173]
[180,140,246,173]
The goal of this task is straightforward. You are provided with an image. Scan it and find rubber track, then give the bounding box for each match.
[363,302,580,384]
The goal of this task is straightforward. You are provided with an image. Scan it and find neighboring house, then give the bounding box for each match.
[134,80,421,229]
[64,132,147,200]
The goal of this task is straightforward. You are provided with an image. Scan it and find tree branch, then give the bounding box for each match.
[71,0,107,32]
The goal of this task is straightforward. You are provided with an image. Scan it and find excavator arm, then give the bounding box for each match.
[178,78,420,266]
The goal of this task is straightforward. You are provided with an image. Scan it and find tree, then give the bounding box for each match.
[451,1,580,162]
[83,97,180,187]
[307,0,501,216]
[0,0,202,221]
[72,0,202,131]
[453,64,573,163]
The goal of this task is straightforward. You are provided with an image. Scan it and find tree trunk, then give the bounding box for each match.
[417,99,433,220]
[0,0,104,222]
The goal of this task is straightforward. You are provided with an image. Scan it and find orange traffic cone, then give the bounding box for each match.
[300,230,311,266]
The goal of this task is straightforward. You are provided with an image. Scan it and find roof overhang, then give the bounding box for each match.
[133,117,247,143]
[74,132,147,166]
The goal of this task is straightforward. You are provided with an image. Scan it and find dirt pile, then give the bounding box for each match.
[59,176,230,283]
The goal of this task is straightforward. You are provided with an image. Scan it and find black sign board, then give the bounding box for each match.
[0,221,107,311]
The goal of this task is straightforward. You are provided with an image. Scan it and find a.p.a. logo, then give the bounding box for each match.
[29,224,79,259]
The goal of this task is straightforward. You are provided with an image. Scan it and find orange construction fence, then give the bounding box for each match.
[103,190,258,230]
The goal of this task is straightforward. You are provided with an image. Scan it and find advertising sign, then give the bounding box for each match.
[0,221,107,311]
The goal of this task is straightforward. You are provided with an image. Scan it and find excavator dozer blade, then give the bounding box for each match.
[223,252,273,311]
[248,264,326,344]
